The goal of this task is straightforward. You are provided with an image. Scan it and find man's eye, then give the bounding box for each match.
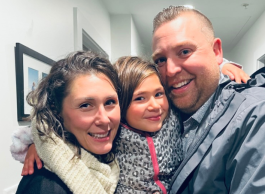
[179,49,192,57]
[134,97,144,101]
[105,99,116,106]
[155,57,167,67]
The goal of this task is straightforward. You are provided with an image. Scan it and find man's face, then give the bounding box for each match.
[152,12,223,114]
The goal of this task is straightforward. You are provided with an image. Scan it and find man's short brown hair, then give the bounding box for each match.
[153,6,215,40]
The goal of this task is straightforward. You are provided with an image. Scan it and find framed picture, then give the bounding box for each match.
[15,43,55,121]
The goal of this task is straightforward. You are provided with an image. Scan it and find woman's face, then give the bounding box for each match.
[61,73,120,155]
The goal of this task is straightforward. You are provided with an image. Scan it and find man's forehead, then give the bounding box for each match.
[155,15,201,38]
[152,14,211,51]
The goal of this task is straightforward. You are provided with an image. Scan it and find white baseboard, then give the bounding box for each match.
[3,184,18,194]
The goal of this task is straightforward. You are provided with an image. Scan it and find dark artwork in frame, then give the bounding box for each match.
[15,43,55,121]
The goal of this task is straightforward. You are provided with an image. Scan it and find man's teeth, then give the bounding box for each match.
[173,80,191,89]
[88,131,109,138]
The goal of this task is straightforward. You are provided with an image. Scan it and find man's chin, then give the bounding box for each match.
[172,99,197,114]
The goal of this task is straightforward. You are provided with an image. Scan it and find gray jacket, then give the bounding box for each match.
[170,72,265,194]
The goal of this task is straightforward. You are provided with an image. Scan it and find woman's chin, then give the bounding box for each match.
[86,144,113,155]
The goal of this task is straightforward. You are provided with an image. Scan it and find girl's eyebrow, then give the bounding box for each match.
[134,86,164,96]
[133,91,147,96]
[106,95,118,99]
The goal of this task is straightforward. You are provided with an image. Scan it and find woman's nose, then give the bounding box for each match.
[95,106,110,126]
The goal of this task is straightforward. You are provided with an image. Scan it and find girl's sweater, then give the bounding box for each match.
[115,109,183,194]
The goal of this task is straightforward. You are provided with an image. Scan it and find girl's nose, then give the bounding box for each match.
[147,97,160,111]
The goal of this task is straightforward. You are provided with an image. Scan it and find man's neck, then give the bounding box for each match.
[180,112,192,122]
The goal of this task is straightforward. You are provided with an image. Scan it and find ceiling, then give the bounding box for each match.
[101,0,265,54]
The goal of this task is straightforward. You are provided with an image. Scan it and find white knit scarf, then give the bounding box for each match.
[31,119,120,194]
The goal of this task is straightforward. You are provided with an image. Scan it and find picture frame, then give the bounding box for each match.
[15,43,55,121]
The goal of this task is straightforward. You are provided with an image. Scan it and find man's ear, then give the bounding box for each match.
[213,38,223,65]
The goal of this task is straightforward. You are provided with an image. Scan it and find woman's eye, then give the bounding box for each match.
[134,96,144,101]
[105,99,116,106]
[79,103,90,109]
[155,57,167,67]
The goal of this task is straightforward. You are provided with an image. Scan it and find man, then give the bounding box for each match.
[152,6,265,194]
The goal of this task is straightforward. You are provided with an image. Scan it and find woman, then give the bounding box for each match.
[15,51,120,194]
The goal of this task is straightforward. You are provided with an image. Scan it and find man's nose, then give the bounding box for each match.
[166,58,182,77]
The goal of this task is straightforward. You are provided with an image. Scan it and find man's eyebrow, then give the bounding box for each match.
[152,42,195,59]
[152,50,162,59]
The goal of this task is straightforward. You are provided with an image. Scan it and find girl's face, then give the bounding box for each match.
[126,74,169,132]
[61,73,120,155]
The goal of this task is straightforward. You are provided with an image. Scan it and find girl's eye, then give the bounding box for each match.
[105,99,116,106]
[134,96,144,101]
[155,92,164,97]
[154,57,167,67]
[79,103,91,109]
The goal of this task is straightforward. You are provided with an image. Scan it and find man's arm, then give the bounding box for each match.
[225,88,265,193]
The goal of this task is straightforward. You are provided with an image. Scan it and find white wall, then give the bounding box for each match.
[111,14,147,62]
[131,17,146,57]
[0,0,111,192]
[227,9,265,75]
[110,14,131,62]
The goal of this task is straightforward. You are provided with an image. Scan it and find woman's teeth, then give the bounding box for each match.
[88,131,109,139]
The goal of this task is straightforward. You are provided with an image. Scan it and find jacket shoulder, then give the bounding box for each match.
[16,165,72,194]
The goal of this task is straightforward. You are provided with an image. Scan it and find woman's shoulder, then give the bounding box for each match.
[16,165,72,194]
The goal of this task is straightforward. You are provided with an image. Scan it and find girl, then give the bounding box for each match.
[114,56,182,193]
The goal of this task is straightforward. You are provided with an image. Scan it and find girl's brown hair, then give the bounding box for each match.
[114,56,167,123]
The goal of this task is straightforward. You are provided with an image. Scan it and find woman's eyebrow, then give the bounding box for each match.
[73,97,95,102]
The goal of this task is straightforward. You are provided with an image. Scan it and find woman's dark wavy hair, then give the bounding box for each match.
[27,50,120,164]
